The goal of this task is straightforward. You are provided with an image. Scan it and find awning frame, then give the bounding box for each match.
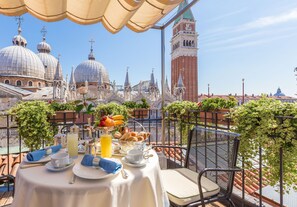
[152,0,199,144]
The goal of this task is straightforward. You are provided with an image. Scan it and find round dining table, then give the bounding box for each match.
[12,150,169,207]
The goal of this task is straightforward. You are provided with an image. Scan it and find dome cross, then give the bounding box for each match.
[41,26,47,41]
[89,39,95,51]
[88,39,96,60]
[15,16,24,34]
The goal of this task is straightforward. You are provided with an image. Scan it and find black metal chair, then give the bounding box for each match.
[160,126,241,207]
[0,174,15,196]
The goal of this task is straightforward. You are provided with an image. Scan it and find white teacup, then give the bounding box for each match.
[125,149,143,164]
[51,152,70,168]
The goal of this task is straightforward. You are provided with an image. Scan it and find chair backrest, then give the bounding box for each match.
[185,126,240,196]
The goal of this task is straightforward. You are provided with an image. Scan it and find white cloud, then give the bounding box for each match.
[243,7,297,29]
[203,32,297,52]
[207,8,246,22]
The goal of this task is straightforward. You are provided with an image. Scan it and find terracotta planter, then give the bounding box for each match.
[49,110,77,123]
[200,109,230,125]
[129,108,149,119]
[75,113,94,124]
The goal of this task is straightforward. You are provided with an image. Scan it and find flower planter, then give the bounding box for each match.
[129,108,149,119]
[75,112,94,124]
[49,110,77,123]
[200,109,230,125]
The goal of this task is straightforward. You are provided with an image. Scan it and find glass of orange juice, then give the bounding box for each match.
[100,133,112,158]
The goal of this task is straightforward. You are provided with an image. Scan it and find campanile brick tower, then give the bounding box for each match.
[171,0,198,102]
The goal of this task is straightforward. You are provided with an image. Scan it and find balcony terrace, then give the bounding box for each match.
[0,109,294,207]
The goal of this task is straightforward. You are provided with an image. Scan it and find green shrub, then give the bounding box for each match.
[231,96,297,192]
[8,101,55,151]
[200,96,237,111]
[49,101,76,111]
[123,98,150,109]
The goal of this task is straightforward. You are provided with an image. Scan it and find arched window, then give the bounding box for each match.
[183,40,185,46]
[4,80,9,84]
[16,80,22,86]
[28,81,33,86]
[189,41,192,47]
[192,40,195,47]
[38,82,41,88]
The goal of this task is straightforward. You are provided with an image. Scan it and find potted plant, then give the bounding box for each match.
[164,101,200,144]
[8,101,55,151]
[199,96,237,124]
[230,96,297,192]
[49,101,77,122]
[123,98,150,118]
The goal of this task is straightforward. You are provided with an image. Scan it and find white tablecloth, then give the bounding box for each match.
[12,150,169,207]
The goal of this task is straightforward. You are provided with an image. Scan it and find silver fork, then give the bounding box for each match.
[69,173,76,184]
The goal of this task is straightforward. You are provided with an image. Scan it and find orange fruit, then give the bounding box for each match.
[104,117,115,127]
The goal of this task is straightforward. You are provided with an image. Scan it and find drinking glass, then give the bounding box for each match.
[100,133,112,158]
[67,132,78,158]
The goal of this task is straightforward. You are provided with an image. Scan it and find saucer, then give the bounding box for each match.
[121,157,146,168]
[45,159,74,172]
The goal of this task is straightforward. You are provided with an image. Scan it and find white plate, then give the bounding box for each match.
[121,157,146,168]
[23,155,51,164]
[45,159,75,172]
[72,158,122,180]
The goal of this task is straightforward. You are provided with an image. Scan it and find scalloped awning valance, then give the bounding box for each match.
[0,0,183,33]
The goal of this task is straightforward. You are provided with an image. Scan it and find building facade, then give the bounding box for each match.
[171,0,198,102]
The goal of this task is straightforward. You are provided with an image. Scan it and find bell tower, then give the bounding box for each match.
[171,0,198,101]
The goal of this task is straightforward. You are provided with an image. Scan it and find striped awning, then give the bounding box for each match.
[0,0,183,33]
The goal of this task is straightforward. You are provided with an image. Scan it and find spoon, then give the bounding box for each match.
[69,173,76,184]
[121,168,128,179]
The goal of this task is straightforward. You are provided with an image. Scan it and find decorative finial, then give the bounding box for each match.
[89,38,95,51]
[152,68,154,73]
[15,16,24,35]
[88,39,95,60]
[41,26,47,41]
[127,66,129,72]
[57,54,61,61]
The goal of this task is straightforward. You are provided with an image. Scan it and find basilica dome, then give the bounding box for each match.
[36,37,62,81]
[74,49,109,84]
[0,32,45,79]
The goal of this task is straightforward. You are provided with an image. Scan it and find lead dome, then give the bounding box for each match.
[0,29,45,80]
[74,48,109,84]
[37,37,62,81]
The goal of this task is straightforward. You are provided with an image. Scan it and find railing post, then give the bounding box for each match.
[161,28,166,145]
[280,146,283,207]
[259,145,262,207]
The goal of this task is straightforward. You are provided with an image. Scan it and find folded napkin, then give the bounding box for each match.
[50,144,62,153]
[26,144,62,161]
[81,155,122,174]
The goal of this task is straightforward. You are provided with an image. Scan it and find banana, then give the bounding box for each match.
[114,120,124,126]
[112,115,124,120]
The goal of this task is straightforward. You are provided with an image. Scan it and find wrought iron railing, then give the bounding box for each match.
[0,109,293,206]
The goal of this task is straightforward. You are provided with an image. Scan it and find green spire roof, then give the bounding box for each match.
[174,0,195,25]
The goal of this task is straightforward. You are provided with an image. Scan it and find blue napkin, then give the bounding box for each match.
[81,155,122,174]
[26,144,62,161]
[26,150,46,161]
[50,144,62,153]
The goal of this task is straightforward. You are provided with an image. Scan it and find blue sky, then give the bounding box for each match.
[0,0,297,97]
